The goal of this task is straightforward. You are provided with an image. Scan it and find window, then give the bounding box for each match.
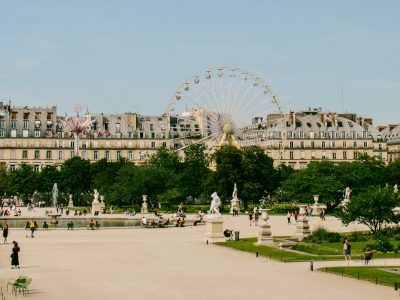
[322,141,326,148]
[151,141,156,148]
[70,151,75,158]
[23,120,29,129]
[151,132,155,138]
[34,150,40,159]
[309,132,315,139]
[0,120,5,129]
[46,150,52,159]
[322,151,327,159]
[70,141,74,148]
[116,151,121,160]
[289,151,294,159]
[150,124,154,131]
[332,152,337,160]
[22,150,28,159]
[128,151,133,160]
[93,151,98,160]
[139,132,144,139]
[343,141,347,148]
[300,141,304,148]
[353,141,357,148]
[343,151,347,159]
[332,142,336,148]
[34,165,40,172]
[364,142,368,148]
[289,141,294,148]
[35,130,41,137]
[9,165,16,172]
[311,141,315,149]
[105,150,110,160]
[378,144,383,150]
[11,120,16,129]
[58,151,63,160]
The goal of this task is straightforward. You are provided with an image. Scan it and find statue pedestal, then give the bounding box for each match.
[293,205,311,241]
[92,200,101,214]
[68,195,74,208]
[204,215,224,243]
[230,198,240,213]
[256,209,273,246]
[141,195,149,214]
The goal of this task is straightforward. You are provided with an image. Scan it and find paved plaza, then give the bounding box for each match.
[0,210,398,299]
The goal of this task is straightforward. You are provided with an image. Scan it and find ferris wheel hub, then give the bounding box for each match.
[223,122,235,135]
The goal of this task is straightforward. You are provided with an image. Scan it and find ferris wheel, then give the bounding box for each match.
[165,66,286,156]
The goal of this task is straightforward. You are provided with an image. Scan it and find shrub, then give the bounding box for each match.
[394,234,400,241]
[349,231,369,242]
[369,233,394,253]
[303,227,341,243]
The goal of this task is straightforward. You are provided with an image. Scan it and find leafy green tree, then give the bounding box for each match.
[385,159,400,186]
[60,157,92,205]
[180,144,211,199]
[339,186,400,233]
[7,164,38,201]
[211,145,243,201]
[0,163,8,196]
[37,166,61,203]
[279,160,343,208]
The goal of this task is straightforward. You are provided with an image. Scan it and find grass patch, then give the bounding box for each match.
[293,243,342,255]
[215,238,339,262]
[320,266,400,287]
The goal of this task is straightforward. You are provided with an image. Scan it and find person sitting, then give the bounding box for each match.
[65,209,70,216]
[88,219,95,230]
[67,221,74,230]
[364,247,373,265]
[74,210,78,216]
[95,221,100,229]
[43,221,49,230]
[224,229,233,241]
[141,216,147,227]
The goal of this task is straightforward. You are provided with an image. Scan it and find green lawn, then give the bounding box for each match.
[216,238,400,262]
[216,238,340,262]
[320,266,400,287]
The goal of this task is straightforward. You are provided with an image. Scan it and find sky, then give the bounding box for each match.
[0,0,399,125]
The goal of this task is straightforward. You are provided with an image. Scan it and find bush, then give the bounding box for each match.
[368,234,394,253]
[303,227,341,244]
[349,231,369,242]
[394,234,400,241]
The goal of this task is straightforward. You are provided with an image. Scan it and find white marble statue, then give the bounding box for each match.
[93,189,99,202]
[52,183,58,208]
[344,187,352,200]
[395,184,398,193]
[232,183,238,200]
[208,192,221,216]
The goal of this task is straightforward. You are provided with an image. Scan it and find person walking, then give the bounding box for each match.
[286,212,292,224]
[343,237,352,263]
[248,210,253,226]
[3,222,9,243]
[28,220,37,238]
[11,241,20,269]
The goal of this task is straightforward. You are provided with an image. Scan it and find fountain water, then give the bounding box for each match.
[52,183,58,208]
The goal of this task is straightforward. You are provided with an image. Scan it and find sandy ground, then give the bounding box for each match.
[0,209,398,300]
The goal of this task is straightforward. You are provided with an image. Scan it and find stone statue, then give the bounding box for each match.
[344,187,352,200]
[395,184,398,193]
[52,183,58,208]
[208,192,221,216]
[93,189,99,202]
[232,183,238,199]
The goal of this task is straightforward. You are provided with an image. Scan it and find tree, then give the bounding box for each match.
[7,164,38,201]
[60,157,92,205]
[339,186,400,234]
[279,160,343,208]
[37,166,61,203]
[0,163,8,196]
[180,144,211,199]
[211,146,243,201]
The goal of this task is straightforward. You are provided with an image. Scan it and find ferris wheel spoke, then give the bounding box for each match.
[230,90,264,122]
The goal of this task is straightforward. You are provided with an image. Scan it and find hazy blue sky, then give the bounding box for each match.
[0,0,399,124]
